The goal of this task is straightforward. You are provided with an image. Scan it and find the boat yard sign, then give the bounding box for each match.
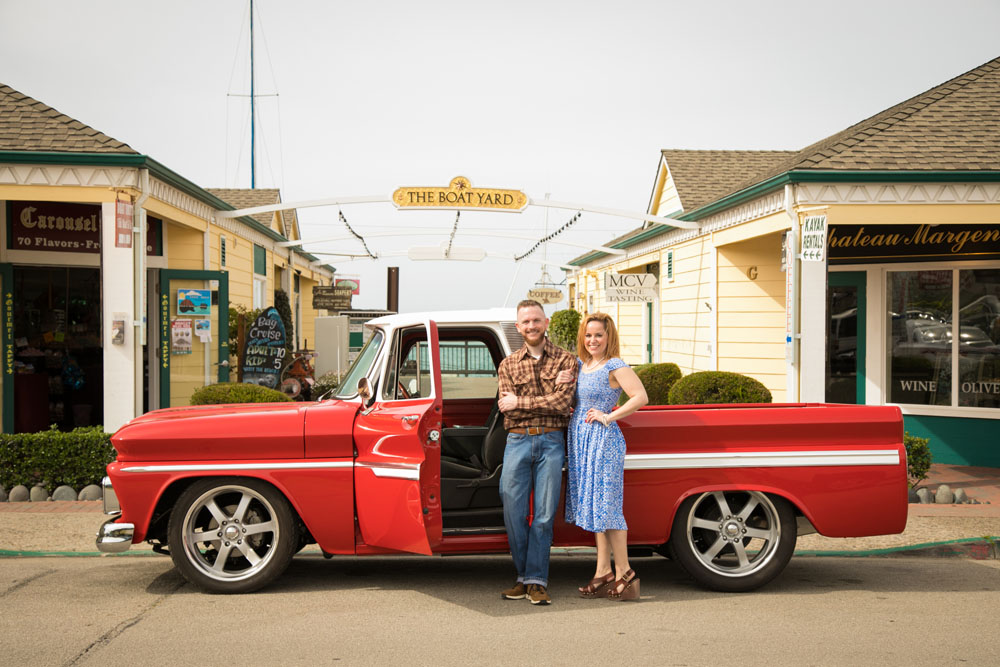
[393,176,528,212]
[605,272,657,303]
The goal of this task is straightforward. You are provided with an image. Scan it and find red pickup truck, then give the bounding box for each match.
[98,309,907,593]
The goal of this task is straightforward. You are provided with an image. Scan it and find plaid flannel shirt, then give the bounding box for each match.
[497,337,576,430]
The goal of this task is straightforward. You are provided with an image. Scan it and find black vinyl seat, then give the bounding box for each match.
[440,402,508,511]
[440,402,505,477]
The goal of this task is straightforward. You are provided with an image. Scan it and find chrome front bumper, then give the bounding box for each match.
[96,476,133,553]
[96,517,135,553]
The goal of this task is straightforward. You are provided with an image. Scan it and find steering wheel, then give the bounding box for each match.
[397,380,411,399]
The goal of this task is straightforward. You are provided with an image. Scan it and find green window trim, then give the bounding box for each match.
[828,271,866,405]
[253,244,267,276]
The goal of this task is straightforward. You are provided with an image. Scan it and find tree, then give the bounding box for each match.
[548,309,582,351]
[273,289,295,354]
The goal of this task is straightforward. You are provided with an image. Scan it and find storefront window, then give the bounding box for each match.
[12,267,103,432]
[887,270,952,406]
[958,269,1000,408]
[887,268,1000,409]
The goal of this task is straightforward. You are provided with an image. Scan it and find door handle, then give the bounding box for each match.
[402,415,419,424]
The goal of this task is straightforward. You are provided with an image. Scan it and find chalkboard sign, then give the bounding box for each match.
[242,307,287,388]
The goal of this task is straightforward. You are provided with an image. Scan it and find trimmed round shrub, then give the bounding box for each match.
[190,382,293,405]
[548,309,582,351]
[667,371,772,405]
[621,362,682,406]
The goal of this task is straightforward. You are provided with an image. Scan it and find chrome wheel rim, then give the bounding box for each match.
[685,491,781,578]
[181,484,281,582]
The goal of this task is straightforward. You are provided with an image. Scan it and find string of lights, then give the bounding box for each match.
[514,211,582,261]
[445,210,460,258]
[338,209,377,259]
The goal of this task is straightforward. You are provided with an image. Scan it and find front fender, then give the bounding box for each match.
[107,459,357,554]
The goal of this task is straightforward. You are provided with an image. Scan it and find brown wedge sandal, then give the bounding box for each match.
[579,572,615,598]
[607,569,640,601]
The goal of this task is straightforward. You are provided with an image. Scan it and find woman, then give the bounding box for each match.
[557,312,648,600]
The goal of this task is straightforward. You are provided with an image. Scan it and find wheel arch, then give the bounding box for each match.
[661,483,811,546]
[144,473,311,545]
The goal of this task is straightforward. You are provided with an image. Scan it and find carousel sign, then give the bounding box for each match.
[392,176,528,212]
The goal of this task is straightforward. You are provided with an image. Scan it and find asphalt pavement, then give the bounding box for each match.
[1,463,998,558]
[3,555,1000,665]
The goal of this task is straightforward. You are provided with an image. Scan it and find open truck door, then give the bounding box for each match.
[353,319,443,554]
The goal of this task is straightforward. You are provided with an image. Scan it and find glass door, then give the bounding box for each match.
[158,269,229,409]
[826,272,866,404]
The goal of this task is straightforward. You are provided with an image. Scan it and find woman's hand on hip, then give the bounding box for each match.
[584,408,610,426]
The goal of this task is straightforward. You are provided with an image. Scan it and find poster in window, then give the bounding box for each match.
[177,289,212,317]
[171,319,193,355]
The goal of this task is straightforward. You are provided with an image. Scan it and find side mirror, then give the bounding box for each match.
[357,377,372,404]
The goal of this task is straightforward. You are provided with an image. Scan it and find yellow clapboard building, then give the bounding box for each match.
[568,57,1000,466]
[0,83,334,432]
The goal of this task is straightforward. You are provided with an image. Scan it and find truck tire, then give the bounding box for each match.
[167,477,298,593]
[669,490,796,592]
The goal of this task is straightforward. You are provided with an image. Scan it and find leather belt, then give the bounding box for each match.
[508,426,562,435]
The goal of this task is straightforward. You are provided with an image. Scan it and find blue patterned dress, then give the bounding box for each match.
[565,357,628,532]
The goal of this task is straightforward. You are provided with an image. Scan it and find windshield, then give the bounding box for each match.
[331,329,384,398]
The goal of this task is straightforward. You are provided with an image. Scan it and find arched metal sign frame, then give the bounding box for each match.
[214,178,699,272]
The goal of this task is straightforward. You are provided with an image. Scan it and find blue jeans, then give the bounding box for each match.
[499,430,565,587]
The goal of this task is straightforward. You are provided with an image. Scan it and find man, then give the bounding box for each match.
[497,299,576,605]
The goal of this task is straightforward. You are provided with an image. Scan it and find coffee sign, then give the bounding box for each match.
[392,176,528,212]
[527,288,563,304]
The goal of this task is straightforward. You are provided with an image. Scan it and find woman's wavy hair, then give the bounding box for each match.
[576,312,621,362]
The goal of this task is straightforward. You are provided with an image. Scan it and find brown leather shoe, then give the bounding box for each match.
[579,572,615,598]
[607,569,640,601]
[502,581,526,600]
[527,584,552,605]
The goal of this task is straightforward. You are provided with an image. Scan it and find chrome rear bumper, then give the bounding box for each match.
[96,517,135,553]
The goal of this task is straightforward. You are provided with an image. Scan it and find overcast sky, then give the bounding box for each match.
[2,0,998,313]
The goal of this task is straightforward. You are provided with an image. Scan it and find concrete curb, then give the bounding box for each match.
[794,536,1000,560]
[0,548,161,558]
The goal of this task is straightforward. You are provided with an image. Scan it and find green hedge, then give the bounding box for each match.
[620,362,682,406]
[0,426,115,490]
[668,371,772,405]
[190,382,293,405]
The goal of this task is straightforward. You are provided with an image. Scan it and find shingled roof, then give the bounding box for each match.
[0,83,136,153]
[206,188,280,227]
[660,150,796,212]
[668,56,1000,214]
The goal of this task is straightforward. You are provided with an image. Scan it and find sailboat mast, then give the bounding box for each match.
[250,0,256,189]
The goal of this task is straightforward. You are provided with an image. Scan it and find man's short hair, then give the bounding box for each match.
[517,299,544,313]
